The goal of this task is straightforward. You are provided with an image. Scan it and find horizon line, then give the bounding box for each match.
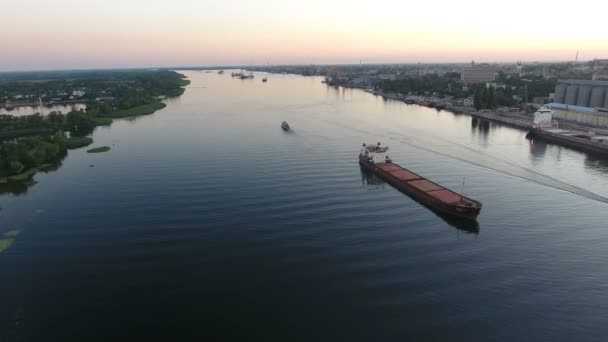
[0,59,594,74]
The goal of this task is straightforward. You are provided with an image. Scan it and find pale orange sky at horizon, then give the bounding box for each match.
[1,0,607,71]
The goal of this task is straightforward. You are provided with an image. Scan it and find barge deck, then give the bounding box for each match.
[359,143,482,220]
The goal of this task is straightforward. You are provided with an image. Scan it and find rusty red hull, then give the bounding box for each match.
[359,157,482,220]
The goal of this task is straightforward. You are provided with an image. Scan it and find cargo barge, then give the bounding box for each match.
[359,143,482,220]
[528,106,608,155]
[527,128,608,155]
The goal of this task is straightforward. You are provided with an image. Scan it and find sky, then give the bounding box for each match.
[1,0,607,71]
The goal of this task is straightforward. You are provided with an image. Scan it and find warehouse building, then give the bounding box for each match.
[549,79,608,128]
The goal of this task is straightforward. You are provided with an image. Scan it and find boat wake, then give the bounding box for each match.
[396,137,608,204]
[320,118,608,204]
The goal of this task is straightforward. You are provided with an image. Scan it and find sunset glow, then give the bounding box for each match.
[2,0,607,70]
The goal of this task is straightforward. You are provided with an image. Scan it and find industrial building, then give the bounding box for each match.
[593,59,608,81]
[553,80,608,108]
[460,62,496,84]
[549,79,608,128]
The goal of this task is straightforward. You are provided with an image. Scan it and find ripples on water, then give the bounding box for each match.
[1,71,608,341]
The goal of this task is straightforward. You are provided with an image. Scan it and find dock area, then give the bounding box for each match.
[529,128,608,154]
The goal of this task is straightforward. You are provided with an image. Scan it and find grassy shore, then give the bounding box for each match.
[91,117,113,126]
[66,136,93,149]
[165,79,190,96]
[102,101,166,119]
[87,146,110,153]
[0,168,37,184]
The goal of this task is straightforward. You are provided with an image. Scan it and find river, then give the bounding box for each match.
[1,70,608,341]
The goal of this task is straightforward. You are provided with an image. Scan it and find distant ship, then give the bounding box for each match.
[240,73,254,79]
[231,72,243,77]
[218,70,224,74]
[262,77,268,82]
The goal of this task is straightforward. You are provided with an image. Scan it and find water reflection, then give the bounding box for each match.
[527,137,548,162]
[0,103,86,116]
[525,132,604,170]
[584,154,608,173]
[360,167,385,186]
[360,167,480,234]
[325,84,339,97]
[471,117,490,146]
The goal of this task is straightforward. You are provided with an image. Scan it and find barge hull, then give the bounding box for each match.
[528,129,608,155]
[360,159,481,220]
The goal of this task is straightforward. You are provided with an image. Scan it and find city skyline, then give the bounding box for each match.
[1,0,607,71]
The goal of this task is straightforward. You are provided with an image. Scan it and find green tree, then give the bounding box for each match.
[47,112,65,130]
[474,87,482,110]
[480,87,488,109]
[66,111,95,135]
[9,160,24,174]
[487,86,495,109]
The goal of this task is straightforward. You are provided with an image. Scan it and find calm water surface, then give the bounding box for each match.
[1,71,608,341]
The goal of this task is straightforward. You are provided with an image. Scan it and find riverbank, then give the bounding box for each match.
[0,144,86,190]
[101,101,166,119]
[0,168,37,184]
[0,71,190,192]
[336,84,608,156]
[361,87,535,129]
[65,136,93,149]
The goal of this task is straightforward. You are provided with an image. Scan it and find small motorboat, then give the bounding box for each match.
[281,121,290,131]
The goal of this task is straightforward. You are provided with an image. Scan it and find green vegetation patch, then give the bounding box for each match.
[0,239,14,253]
[4,229,21,238]
[0,128,54,140]
[7,168,37,181]
[164,88,186,97]
[102,102,166,119]
[65,136,93,149]
[38,163,54,171]
[91,117,113,126]
[0,229,21,254]
[87,146,110,153]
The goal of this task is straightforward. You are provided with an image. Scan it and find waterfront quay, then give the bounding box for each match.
[365,88,608,156]
[364,88,534,129]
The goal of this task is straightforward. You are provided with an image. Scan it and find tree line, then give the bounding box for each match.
[1,110,99,137]
[378,74,466,98]
[0,70,189,104]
